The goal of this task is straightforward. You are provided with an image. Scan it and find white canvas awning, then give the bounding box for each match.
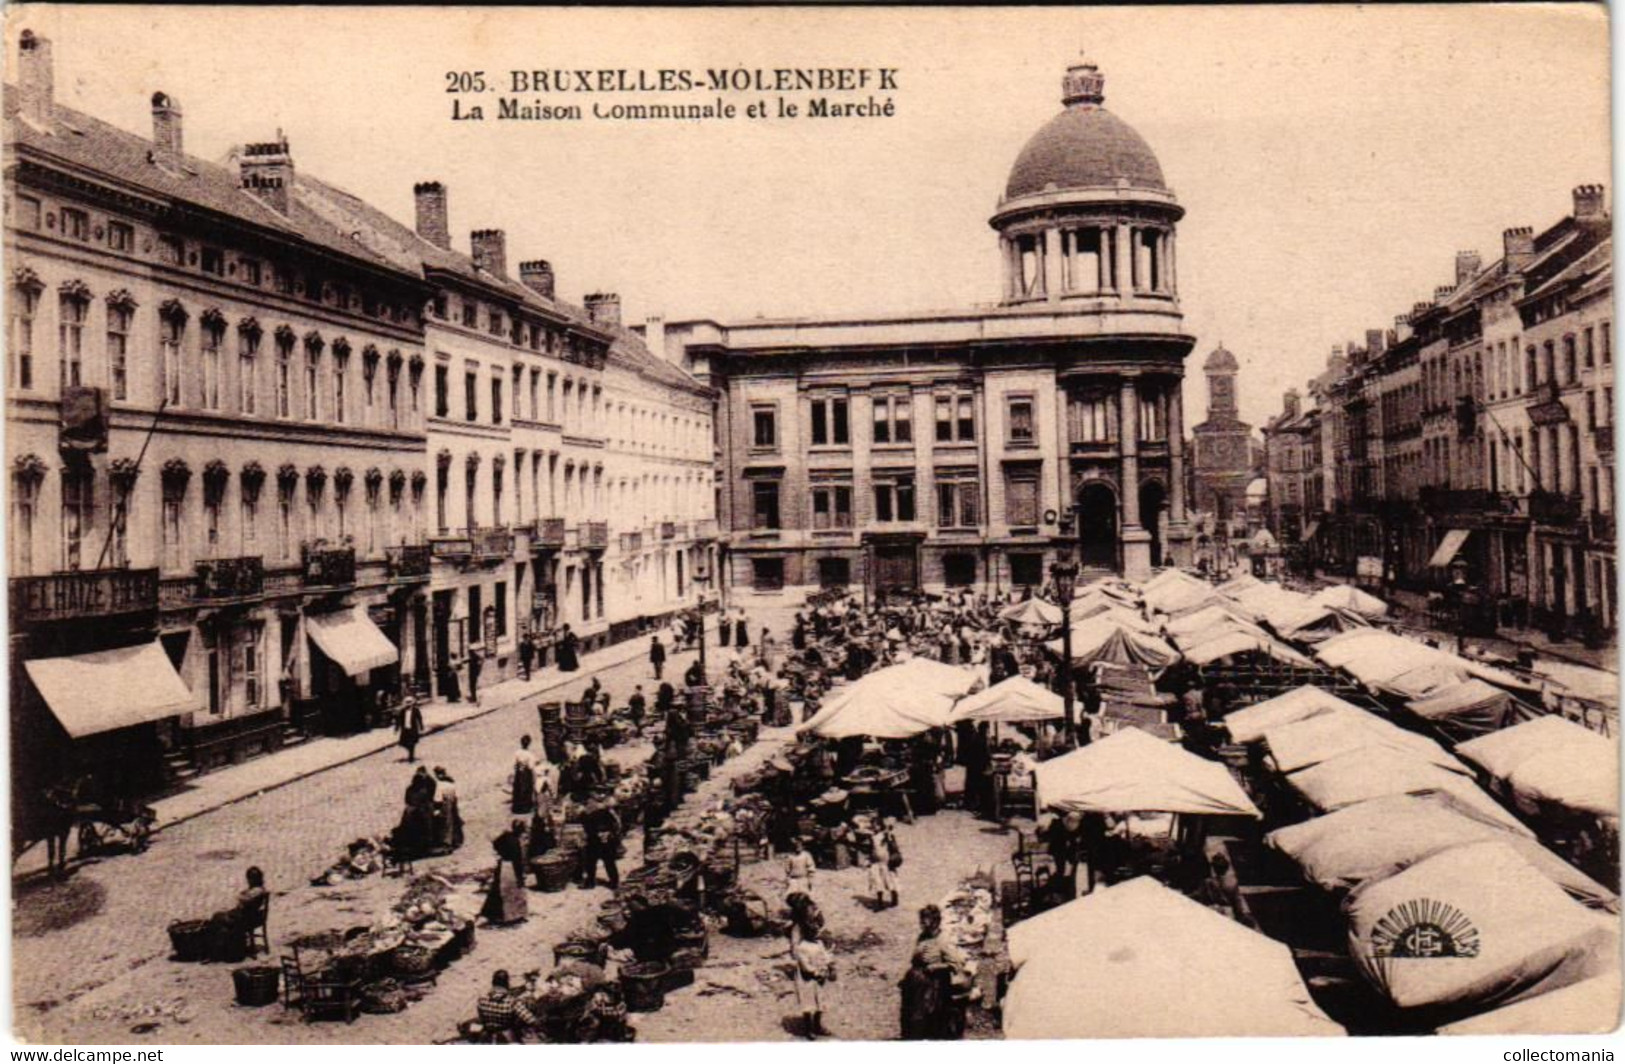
[948,676,1064,723]
[1428,528,1472,568]
[26,640,199,738]
[306,607,399,676]
[1456,715,1619,821]
[1224,686,1366,744]
[1035,726,1261,817]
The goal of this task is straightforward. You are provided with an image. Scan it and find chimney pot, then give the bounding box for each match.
[1365,328,1385,354]
[17,30,54,128]
[1455,249,1482,287]
[1573,184,1608,221]
[413,181,451,250]
[1503,226,1535,271]
[583,292,622,329]
[518,260,555,301]
[238,135,294,215]
[151,92,183,164]
[470,229,507,278]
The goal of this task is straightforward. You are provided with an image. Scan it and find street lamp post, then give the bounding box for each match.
[1050,560,1079,746]
[691,556,712,684]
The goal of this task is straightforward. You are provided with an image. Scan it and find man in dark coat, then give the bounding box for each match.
[556,624,580,672]
[649,635,666,680]
[467,652,483,706]
[518,635,535,681]
[578,802,623,889]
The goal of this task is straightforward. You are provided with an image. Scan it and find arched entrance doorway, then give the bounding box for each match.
[1139,480,1167,569]
[1076,481,1118,569]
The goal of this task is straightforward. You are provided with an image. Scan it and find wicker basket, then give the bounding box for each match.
[534,852,577,892]
[390,944,435,979]
[231,965,281,1007]
[167,920,213,962]
[619,962,668,1012]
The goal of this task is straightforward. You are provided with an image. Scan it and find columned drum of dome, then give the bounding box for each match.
[662,58,1196,594]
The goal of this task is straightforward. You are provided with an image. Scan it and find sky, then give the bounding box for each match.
[7,4,1612,431]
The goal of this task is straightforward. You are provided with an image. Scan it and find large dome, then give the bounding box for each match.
[1004,64,1167,201]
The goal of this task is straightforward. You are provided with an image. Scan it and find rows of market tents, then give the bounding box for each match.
[797,566,1619,1037]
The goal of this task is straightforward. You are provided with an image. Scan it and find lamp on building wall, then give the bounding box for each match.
[1050,560,1079,745]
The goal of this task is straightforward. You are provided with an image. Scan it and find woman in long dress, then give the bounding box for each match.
[432,766,462,851]
[556,624,580,672]
[397,767,437,857]
[481,820,529,926]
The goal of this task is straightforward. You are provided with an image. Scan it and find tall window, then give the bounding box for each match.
[237,322,260,414]
[809,395,849,446]
[241,493,258,550]
[1564,335,1578,384]
[935,394,975,442]
[465,365,479,421]
[332,345,349,424]
[493,462,505,526]
[304,338,322,420]
[61,468,92,570]
[1584,328,1596,370]
[201,314,224,409]
[277,481,294,560]
[936,473,980,528]
[810,483,853,529]
[106,300,132,400]
[1005,470,1040,527]
[435,363,450,417]
[491,374,503,425]
[10,280,40,390]
[163,480,186,571]
[495,581,508,638]
[873,475,916,522]
[546,373,557,421]
[1069,394,1115,443]
[387,357,402,428]
[1602,322,1612,365]
[529,369,540,420]
[236,626,263,711]
[58,289,88,390]
[159,310,184,404]
[203,487,223,556]
[12,471,39,575]
[751,404,778,449]
[274,329,293,417]
[436,461,450,533]
[1007,396,1035,444]
[1525,347,1538,394]
[751,480,781,530]
[1138,393,1166,441]
[465,461,478,530]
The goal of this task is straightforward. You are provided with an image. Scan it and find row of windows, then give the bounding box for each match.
[13,195,417,324]
[429,453,709,533]
[430,290,596,364]
[750,393,1049,451]
[747,470,1044,532]
[8,275,425,429]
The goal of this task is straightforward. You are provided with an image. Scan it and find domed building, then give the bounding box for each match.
[655,60,1197,596]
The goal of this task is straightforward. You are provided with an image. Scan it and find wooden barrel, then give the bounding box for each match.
[533,852,576,892]
[620,961,668,1012]
[231,965,281,1007]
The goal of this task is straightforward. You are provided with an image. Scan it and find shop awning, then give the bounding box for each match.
[25,640,199,738]
[306,607,399,676]
[1428,528,1471,568]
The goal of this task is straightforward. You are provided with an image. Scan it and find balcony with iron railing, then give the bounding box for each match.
[1528,490,1582,526]
[582,521,609,550]
[620,531,643,554]
[300,544,356,588]
[386,543,433,580]
[537,517,567,548]
[1590,509,1615,544]
[194,555,266,601]
[693,517,719,541]
[660,521,677,540]
[470,526,515,561]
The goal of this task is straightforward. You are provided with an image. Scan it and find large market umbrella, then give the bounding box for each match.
[1287,750,1532,836]
[1224,686,1366,744]
[1310,582,1390,619]
[1034,726,1260,817]
[798,658,979,739]
[1456,715,1619,821]
[1266,791,1617,911]
[1272,602,1370,645]
[997,597,1063,628]
[1404,679,1528,739]
[1344,841,1618,1017]
[1046,617,1179,669]
[1003,877,1343,1038]
[1181,629,1316,668]
[1437,971,1621,1035]
[947,676,1064,724]
[1263,708,1468,775]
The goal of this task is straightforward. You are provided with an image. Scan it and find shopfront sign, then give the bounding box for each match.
[10,567,159,625]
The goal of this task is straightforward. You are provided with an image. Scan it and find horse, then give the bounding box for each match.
[34,775,88,879]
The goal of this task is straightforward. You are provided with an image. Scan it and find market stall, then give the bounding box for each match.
[1456,715,1619,821]
[1402,679,1530,740]
[1344,841,1617,1021]
[947,676,1064,724]
[1034,726,1260,819]
[1261,709,1468,776]
[1045,618,1179,671]
[1224,686,1368,743]
[1002,877,1344,1038]
[798,658,980,740]
[1309,583,1389,619]
[1286,750,1532,836]
[1436,971,1621,1035]
[1265,791,1617,911]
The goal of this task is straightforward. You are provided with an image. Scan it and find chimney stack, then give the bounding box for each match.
[470,229,507,278]
[1503,226,1535,272]
[518,260,555,301]
[151,92,183,167]
[17,30,53,128]
[1385,328,1399,347]
[239,134,294,216]
[1283,388,1301,418]
[584,292,622,329]
[1365,328,1385,354]
[645,315,666,358]
[1455,249,1482,286]
[413,182,450,250]
[1432,286,1453,302]
[1573,184,1607,222]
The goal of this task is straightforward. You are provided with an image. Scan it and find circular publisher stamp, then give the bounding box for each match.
[1371,898,1481,958]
